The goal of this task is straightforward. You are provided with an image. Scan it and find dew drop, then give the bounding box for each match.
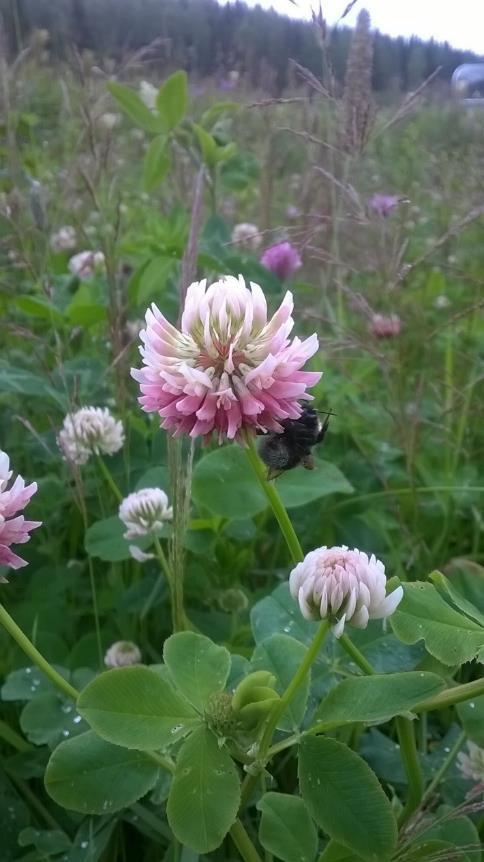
[25,667,32,674]
[469,702,475,709]
[444,747,450,752]
[62,729,70,737]
[61,703,73,714]
[80,841,88,849]
[73,714,82,724]
[171,724,182,734]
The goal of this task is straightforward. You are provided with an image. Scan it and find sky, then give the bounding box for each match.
[226,1,484,54]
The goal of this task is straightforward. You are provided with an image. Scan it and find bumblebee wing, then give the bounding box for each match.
[316,414,330,444]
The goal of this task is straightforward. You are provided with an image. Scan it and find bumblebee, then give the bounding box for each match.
[258,405,331,479]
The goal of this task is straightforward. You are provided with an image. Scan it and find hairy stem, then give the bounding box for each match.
[241,620,330,808]
[230,819,263,862]
[0,719,31,752]
[244,436,303,565]
[339,634,424,825]
[421,729,466,807]
[96,454,123,502]
[396,716,424,826]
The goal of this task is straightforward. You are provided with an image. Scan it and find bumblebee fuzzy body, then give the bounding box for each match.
[258,406,330,479]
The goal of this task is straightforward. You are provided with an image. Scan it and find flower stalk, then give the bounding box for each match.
[244,435,303,565]
[0,603,79,701]
[339,633,424,825]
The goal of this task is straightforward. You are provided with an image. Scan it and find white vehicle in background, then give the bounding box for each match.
[452,63,484,105]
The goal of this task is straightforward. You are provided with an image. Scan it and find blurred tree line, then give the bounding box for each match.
[0,0,480,92]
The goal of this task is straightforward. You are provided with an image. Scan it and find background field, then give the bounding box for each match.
[1,3,484,860]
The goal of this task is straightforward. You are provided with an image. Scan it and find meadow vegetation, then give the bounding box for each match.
[1,9,484,862]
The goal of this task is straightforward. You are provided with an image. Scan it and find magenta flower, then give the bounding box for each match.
[0,451,41,574]
[260,242,302,280]
[369,194,402,217]
[132,275,321,442]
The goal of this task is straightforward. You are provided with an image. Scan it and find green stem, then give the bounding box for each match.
[414,677,484,712]
[260,620,331,755]
[421,729,466,807]
[0,603,79,701]
[141,536,186,631]
[88,557,104,668]
[5,767,62,831]
[241,620,330,808]
[141,536,172,621]
[338,634,374,675]
[96,454,123,502]
[146,750,175,773]
[267,732,301,758]
[74,471,103,668]
[0,719,31,752]
[339,633,424,826]
[396,716,424,826]
[244,436,303,565]
[230,819,263,862]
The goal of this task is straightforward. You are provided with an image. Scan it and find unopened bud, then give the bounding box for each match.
[205,692,238,737]
[232,671,280,731]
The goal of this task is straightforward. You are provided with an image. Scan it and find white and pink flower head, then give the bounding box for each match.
[260,242,302,281]
[289,545,403,637]
[0,451,41,576]
[131,275,321,442]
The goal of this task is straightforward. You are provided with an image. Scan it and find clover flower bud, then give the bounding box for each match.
[231,223,261,251]
[205,691,239,737]
[104,640,142,668]
[218,588,249,613]
[232,671,280,731]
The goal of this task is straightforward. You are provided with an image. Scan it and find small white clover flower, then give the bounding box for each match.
[457,741,484,783]
[231,222,261,251]
[98,112,120,131]
[289,545,403,637]
[68,250,105,280]
[139,80,158,110]
[58,407,125,466]
[104,640,142,668]
[50,225,76,252]
[118,487,173,539]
